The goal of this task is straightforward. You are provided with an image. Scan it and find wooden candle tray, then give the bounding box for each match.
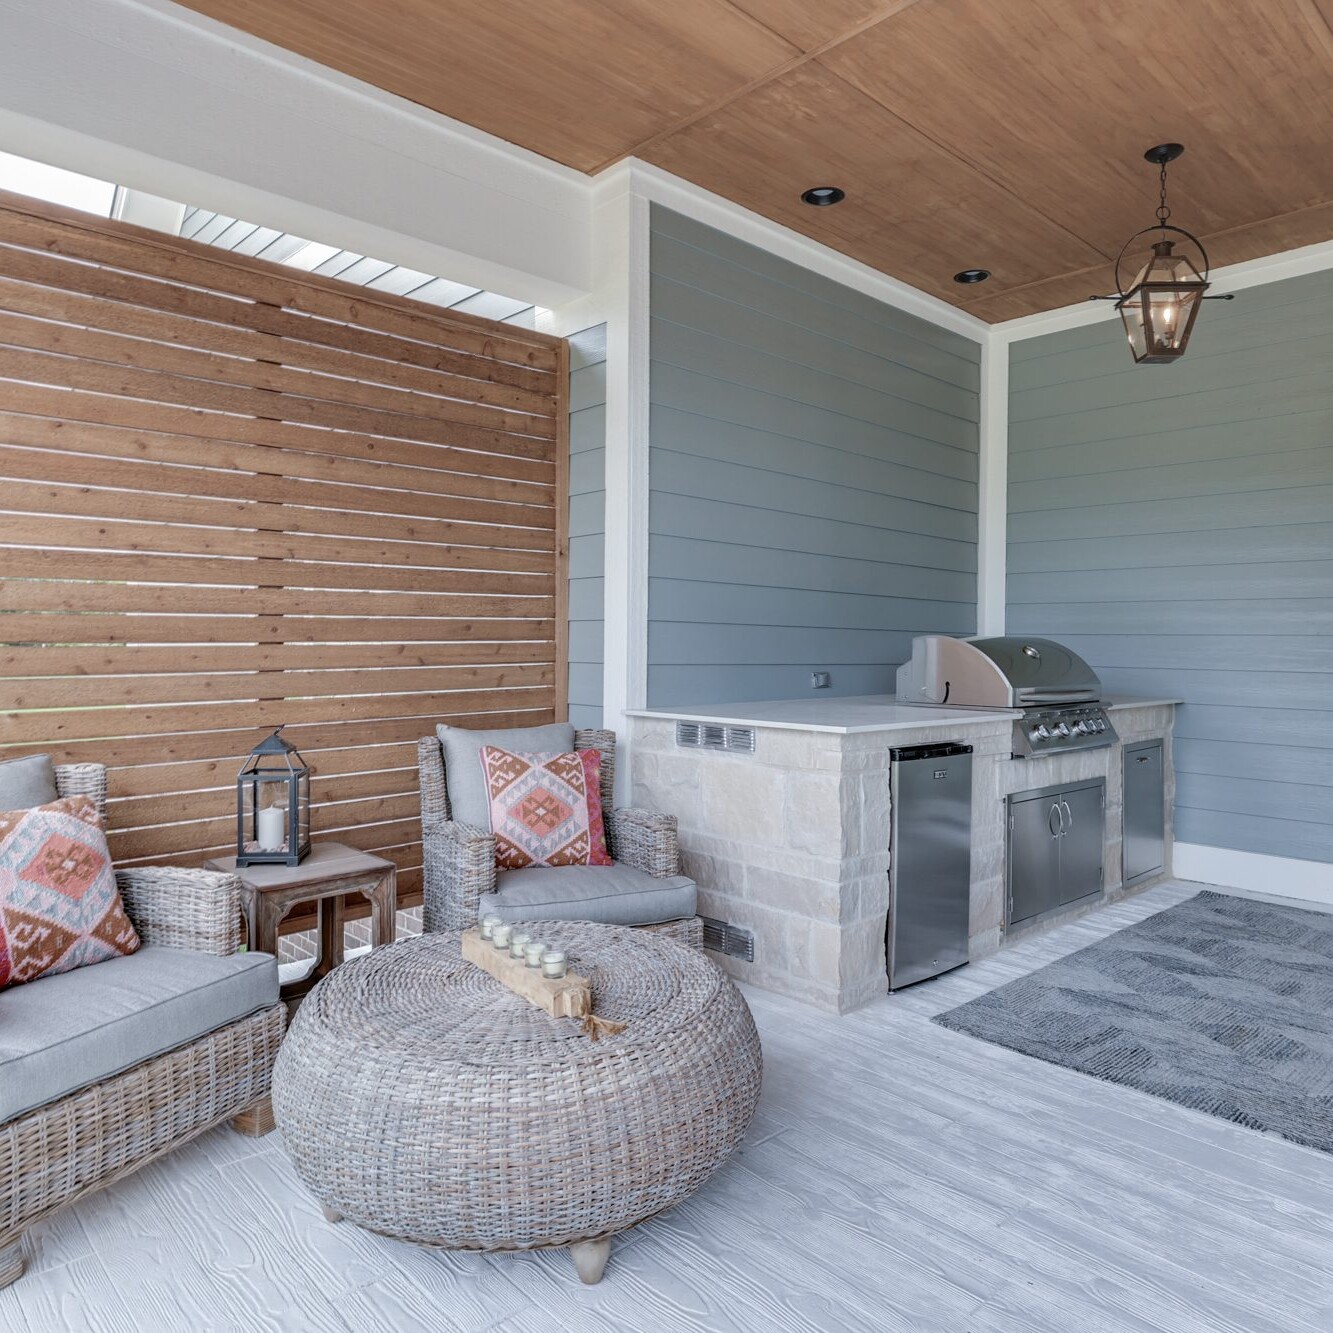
[461,929,591,1020]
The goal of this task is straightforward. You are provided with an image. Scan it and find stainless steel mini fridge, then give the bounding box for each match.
[887,741,973,990]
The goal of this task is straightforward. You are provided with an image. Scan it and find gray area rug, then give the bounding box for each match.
[934,891,1333,1153]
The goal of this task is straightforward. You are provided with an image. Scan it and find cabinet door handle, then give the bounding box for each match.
[1136,755,1151,763]
[1061,799,1073,830]
[1049,803,1063,837]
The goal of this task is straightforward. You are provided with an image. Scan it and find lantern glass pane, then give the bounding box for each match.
[1119,298,1149,361]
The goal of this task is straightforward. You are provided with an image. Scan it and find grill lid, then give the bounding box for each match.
[966,637,1099,704]
[895,635,1101,708]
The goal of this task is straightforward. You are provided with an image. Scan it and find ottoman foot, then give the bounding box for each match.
[321,1205,344,1224]
[570,1237,610,1285]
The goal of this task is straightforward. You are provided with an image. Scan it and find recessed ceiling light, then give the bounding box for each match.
[801,186,845,207]
[953,268,991,284]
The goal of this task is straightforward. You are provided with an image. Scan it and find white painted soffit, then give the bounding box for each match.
[992,235,1333,344]
[0,0,592,308]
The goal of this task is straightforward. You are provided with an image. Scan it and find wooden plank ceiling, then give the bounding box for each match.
[170,0,1333,320]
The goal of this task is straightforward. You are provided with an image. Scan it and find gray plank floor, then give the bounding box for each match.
[4,879,1333,1333]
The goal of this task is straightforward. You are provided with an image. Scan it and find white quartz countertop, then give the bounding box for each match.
[626,693,1179,735]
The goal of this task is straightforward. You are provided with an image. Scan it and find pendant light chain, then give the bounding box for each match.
[1156,159,1171,228]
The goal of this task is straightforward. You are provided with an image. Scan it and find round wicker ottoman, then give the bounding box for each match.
[271,923,762,1283]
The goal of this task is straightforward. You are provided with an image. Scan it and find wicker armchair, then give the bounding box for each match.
[0,763,285,1291]
[418,728,703,948]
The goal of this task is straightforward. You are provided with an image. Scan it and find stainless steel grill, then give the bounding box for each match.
[896,635,1117,758]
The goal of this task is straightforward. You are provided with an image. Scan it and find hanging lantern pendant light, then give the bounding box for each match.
[1093,144,1233,365]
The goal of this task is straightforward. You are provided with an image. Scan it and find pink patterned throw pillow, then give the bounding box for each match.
[480,747,612,870]
[0,794,141,989]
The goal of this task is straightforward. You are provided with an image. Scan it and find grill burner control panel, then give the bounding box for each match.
[1013,705,1117,759]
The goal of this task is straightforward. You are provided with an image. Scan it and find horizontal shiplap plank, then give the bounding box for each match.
[1008,290,1333,865]
[647,663,899,707]
[653,449,975,540]
[652,318,977,451]
[652,402,976,489]
[652,494,976,571]
[652,272,979,417]
[650,206,981,365]
[648,624,924,666]
[651,576,975,626]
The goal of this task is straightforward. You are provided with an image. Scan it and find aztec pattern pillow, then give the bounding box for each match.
[480,747,612,870]
[0,794,141,989]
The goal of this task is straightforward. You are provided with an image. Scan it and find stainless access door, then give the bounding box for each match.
[1058,780,1105,906]
[887,742,973,990]
[1008,790,1063,927]
[1123,741,1165,883]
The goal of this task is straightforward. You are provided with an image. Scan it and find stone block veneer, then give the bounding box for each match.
[629,704,1173,1014]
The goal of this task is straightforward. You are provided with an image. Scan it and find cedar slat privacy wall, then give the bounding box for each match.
[0,191,568,910]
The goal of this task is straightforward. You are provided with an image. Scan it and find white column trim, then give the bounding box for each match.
[976,332,1009,637]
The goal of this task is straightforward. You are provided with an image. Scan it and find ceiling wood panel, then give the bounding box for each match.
[170,0,1333,319]
[171,0,797,172]
[643,63,1104,306]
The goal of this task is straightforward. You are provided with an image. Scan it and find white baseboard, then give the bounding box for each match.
[1173,842,1333,907]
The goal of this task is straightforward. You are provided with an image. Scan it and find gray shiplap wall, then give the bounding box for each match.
[568,324,606,729]
[1008,268,1333,862]
[647,206,981,706]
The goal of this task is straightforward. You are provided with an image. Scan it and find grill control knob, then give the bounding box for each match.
[1034,725,1052,740]
[1074,720,1090,735]
[1055,722,1072,738]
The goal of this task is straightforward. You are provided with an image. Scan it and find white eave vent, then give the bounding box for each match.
[675,721,755,754]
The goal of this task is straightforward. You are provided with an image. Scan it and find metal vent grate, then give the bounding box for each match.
[700,916,755,961]
[675,721,755,753]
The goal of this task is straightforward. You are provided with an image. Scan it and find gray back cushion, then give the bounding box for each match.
[436,722,575,828]
[0,753,58,810]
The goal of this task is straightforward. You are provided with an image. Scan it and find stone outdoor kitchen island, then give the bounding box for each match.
[627,696,1175,1013]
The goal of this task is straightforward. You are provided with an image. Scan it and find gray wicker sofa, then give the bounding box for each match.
[0,762,285,1290]
[418,726,703,947]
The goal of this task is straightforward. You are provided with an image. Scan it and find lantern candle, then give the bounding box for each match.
[480,915,503,942]
[524,940,546,968]
[509,931,532,961]
[491,923,513,950]
[541,950,567,979]
[256,803,285,851]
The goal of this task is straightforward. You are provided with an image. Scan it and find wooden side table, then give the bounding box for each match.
[204,842,397,1014]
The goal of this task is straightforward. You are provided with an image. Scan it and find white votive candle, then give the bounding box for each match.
[509,931,532,960]
[256,803,285,851]
[524,940,546,968]
[491,923,513,950]
[541,950,567,979]
[480,915,502,942]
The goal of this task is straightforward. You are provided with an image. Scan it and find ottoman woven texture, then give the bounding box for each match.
[272,923,762,1262]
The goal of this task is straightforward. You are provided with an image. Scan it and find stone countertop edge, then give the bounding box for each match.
[624,694,1180,736]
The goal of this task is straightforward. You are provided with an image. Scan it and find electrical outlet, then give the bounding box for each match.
[811,671,830,689]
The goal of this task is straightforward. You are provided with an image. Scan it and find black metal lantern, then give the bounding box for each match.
[1093,144,1233,365]
[236,726,310,867]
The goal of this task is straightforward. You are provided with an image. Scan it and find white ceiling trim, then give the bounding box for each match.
[992,235,1333,344]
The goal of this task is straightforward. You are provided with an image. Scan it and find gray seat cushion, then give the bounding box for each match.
[0,753,58,809]
[436,721,575,829]
[0,946,279,1123]
[480,863,697,927]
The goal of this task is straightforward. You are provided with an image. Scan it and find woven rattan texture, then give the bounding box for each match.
[272,925,761,1251]
[418,730,699,938]
[0,1004,285,1250]
[0,763,284,1283]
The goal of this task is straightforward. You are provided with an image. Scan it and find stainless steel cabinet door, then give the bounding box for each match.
[1008,792,1063,926]
[1123,741,1165,882]
[1058,781,1105,906]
